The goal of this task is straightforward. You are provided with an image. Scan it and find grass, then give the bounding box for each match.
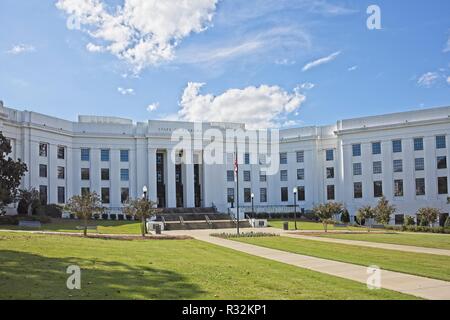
[316,232,450,250]
[232,236,450,282]
[0,232,415,300]
[268,219,362,231]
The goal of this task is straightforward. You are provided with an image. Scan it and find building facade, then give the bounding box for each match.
[1,101,449,224]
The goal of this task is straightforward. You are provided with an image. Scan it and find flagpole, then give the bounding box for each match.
[235,150,240,235]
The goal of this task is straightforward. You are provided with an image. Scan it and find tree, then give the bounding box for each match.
[445,216,450,228]
[123,197,158,237]
[313,202,344,232]
[373,196,395,225]
[65,192,104,236]
[340,209,350,223]
[357,205,375,232]
[0,132,27,213]
[417,207,440,227]
[16,188,40,215]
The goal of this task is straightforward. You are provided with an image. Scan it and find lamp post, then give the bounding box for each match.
[293,187,298,230]
[143,185,148,200]
[142,186,148,234]
[251,192,255,219]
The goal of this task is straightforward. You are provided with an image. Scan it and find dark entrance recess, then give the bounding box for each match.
[176,164,184,208]
[194,164,202,207]
[156,153,166,208]
[440,213,449,227]
[395,214,404,225]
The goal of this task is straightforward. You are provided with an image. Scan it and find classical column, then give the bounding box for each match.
[166,149,176,208]
[148,148,157,203]
[183,151,195,208]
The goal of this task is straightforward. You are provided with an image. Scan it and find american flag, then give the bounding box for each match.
[234,157,238,182]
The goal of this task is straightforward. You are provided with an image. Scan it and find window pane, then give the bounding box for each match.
[39,164,47,178]
[296,151,304,163]
[393,159,403,173]
[372,142,381,155]
[121,188,129,203]
[297,186,305,201]
[414,138,424,151]
[39,185,48,205]
[101,168,110,181]
[326,167,334,179]
[101,149,110,161]
[437,156,447,169]
[259,171,266,182]
[280,152,287,165]
[327,185,335,200]
[101,188,110,204]
[260,188,267,203]
[415,158,425,171]
[374,181,383,198]
[120,150,129,162]
[57,146,65,159]
[227,188,234,203]
[280,170,288,181]
[227,170,234,182]
[392,140,402,153]
[326,149,334,161]
[57,187,65,204]
[394,179,404,197]
[416,178,425,196]
[281,187,288,202]
[353,163,362,176]
[81,148,90,161]
[57,166,65,179]
[373,161,382,174]
[244,188,251,203]
[39,143,48,157]
[352,144,361,157]
[297,168,305,180]
[354,182,362,198]
[438,177,448,195]
[436,135,446,149]
[81,168,90,180]
[244,171,251,182]
[120,169,129,181]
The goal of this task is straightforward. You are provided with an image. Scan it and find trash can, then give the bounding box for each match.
[154,224,161,235]
[283,222,289,231]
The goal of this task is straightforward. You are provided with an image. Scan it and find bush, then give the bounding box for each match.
[444,216,450,228]
[17,199,29,215]
[404,215,416,226]
[118,214,124,221]
[35,204,63,218]
[93,213,100,220]
[0,215,51,225]
[384,224,450,234]
[340,210,350,223]
[126,215,133,221]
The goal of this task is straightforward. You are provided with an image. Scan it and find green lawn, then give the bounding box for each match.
[232,236,450,282]
[268,219,362,231]
[0,232,414,300]
[317,232,450,250]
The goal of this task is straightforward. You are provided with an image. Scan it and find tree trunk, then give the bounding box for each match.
[323,223,328,233]
[141,216,145,237]
[84,215,88,237]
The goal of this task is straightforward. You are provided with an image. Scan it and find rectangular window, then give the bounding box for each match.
[57,146,65,159]
[243,171,251,182]
[438,177,448,195]
[39,164,47,178]
[279,152,288,165]
[244,188,252,203]
[120,168,129,181]
[297,168,305,180]
[81,187,90,196]
[57,166,65,179]
[81,168,90,180]
[415,158,425,171]
[120,150,129,162]
[81,148,90,161]
[297,186,305,201]
[39,143,48,157]
[121,188,129,204]
[101,149,110,162]
[296,151,304,163]
[259,171,267,182]
[227,170,234,182]
[244,153,250,165]
[414,138,424,151]
[352,144,361,157]
[39,185,48,205]
[374,181,383,198]
[227,188,234,204]
[436,135,446,149]
[326,149,334,161]
[57,186,65,204]
[101,187,110,204]
[280,170,288,181]
[353,163,362,176]
[373,161,382,174]
[437,156,447,169]
[281,187,288,202]
[101,168,110,181]
[392,140,402,153]
[326,167,335,179]
[393,159,403,173]
[372,142,381,155]
[260,188,267,203]
[394,179,404,197]
[354,182,362,199]
[327,185,335,200]
[416,178,426,196]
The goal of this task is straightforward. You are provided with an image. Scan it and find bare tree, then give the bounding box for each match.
[65,192,104,236]
[123,198,158,237]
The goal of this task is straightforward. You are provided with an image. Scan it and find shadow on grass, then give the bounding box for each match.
[0,250,204,300]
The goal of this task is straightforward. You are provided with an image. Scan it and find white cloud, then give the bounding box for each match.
[275,58,296,65]
[302,51,340,72]
[447,76,450,85]
[6,44,35,55]
[147,102,159,112]
[348,65,358,71]
[444,36,450,53]
[417,72,439,88]
[86,42,104,52]
[117,87,134,95]
[56,0,218,73]
[299,82,315,90]
[175,82,306,129]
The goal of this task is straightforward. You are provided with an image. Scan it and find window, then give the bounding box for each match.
[57,166,65,179]
[372,142,381,155]
[280,152,287,165]
[373,161,382,174]
[353,163,362,176]
[436,135,446,149]
[326,167,335,179]
[260,188,267,203]
[101,149,110,162]
[326,149,334,161]
[297,186,305,201]
[57,146,65,159]
[414,138,424,151]
[39,143,48,157]
[394,179,404,197]
[352,144,361,157]
[354,182,363,199]
[81,187,90,196]
[296,151,304,163]
[297,168,305,180]
[437,156,447,169]
[81,168,90,180]
[392,140,402,153]
[393,159,403,173]
[101,188,110,204]
[120,150,129,162]
[101,168,110,181]
[259,171,266,182]
[244,188,252,203]
[374,181,383,198]
[438,177,448,195]
[121,168,129,181]
[281,187,288,202]
[280,170,288,181]
[416,178,426,196]
[227,170,234,182]
[327,185,335,200]
[39,185,47,205]
[227,188,234,204]
[244,153,250,165]
[121,188,129,203]
[57,187,65,204]
[415,158,425,171]
[81,148,90,161]
[243,171,251,182]
[39,164,47,178]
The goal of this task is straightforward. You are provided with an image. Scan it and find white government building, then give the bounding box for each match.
[1,100,449,224]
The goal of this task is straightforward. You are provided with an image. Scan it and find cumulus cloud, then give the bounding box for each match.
[175,82,306,129]
[117,87,134,95]
[302,51,340,72]
[6,44,35,55]
[417,72,439,88]
[147,102,159,112]
[56,0,217,73]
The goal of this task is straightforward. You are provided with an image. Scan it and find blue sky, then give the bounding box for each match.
[0,0,449,129]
